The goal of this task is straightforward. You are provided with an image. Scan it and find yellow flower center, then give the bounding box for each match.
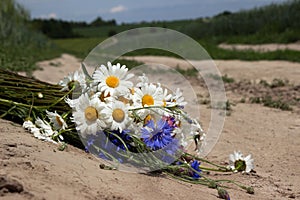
[106,76,119,88]
[112,108,125,123]
[144,114,152,124]
[55,116,63,127]
[130,88,135,95]
[162,100,167,107]
[142,94,154,106]
[84,106,98,121]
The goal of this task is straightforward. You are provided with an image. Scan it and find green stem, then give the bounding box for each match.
[0,105,16,118]
[184,152,230,171]
[43,85,75,109]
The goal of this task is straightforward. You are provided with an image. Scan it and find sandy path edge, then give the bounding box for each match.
[218,42,300,52]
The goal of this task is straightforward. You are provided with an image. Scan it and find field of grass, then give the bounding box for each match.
[0,0,62,73]
[54,38,106,58]
[73,1,300,44]
[73,20,192,38]
[181,0,300,44]
[53,37,300,63]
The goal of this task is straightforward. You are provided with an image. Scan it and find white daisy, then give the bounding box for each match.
[136,73,149,88]
[72,93,106,137]
[35,117,55,137]
[35,118,59,143]
[169,88,187,107]
[93,62,134,96]
[58,70,86,91]
[23,120,36,130]
[131,83,164,119]
[190,119,204,136]
[23,119,60,143]
[161,87,172,107]
[133,83,164,107]
[189,119,206,151]
[102,100,131,132]
[46,110,68,130]
[65,97,79,109]
[229,151,254,173]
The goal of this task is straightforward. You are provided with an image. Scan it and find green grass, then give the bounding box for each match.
[181,0,300,43]
[53,37,106,58]
[0,0,62,72]
[53,37,300,63]
[53,37,143,69]
[73,0,300,44]
[73,20,192,38]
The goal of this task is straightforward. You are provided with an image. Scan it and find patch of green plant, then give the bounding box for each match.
[249,97,261,104]
[259,78,289,88]
[262,96,292,111]
[175,66,198,77]
[222,74,235,83]
[259,80,270,87]
[209,74,235,83]
[49,61,62,67]
[250,96,292,111]
[224,100,233,116]
[270,78,288,88]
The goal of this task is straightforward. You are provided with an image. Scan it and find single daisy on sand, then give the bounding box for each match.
[229,151,254,173]
[93,62,134,96]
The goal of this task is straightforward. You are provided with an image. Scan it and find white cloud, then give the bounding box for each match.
[110,5,127,13]
[39,12,57,19]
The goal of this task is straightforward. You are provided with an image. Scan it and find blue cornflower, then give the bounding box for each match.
[85,129,134,163]
[190,160,202,179]
[141,119,174,151]
[106,129,133,151]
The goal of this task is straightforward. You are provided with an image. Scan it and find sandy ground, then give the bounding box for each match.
[218,42,300,52]
[1,54,300,199]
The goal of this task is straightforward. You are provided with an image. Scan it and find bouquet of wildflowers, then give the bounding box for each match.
[0,62,255,199]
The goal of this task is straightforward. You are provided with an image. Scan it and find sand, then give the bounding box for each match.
[1,53,300,199]
[218,42,300,52]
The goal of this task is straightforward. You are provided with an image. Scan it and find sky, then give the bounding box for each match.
[16,0,288,24]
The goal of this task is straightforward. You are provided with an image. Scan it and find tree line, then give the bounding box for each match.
[31,17,117,38]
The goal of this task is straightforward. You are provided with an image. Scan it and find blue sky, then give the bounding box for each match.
[16,0,287,23]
